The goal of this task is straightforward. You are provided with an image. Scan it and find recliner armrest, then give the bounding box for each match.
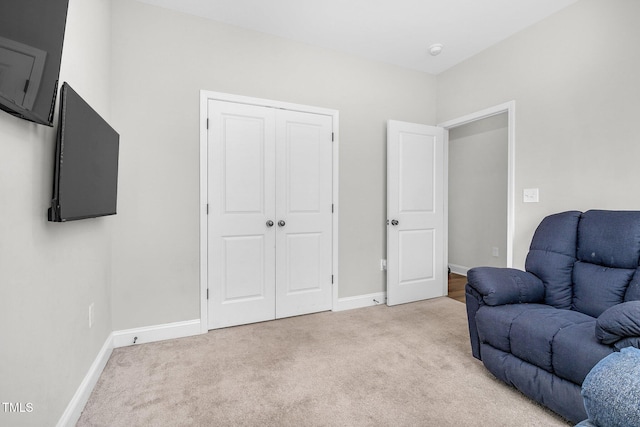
[596,301,640,350]
[467,267,545,306]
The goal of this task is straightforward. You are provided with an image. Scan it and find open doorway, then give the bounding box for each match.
[439,102,515,301]
[448,113,508,273]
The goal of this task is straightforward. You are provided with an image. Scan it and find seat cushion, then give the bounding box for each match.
[475,304,549,353]
[509,308,593,373]
[552,322,614,385]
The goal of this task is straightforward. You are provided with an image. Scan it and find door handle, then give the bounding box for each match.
[391,219,399,226]
[278,220,286,227]
[266,220,274,227]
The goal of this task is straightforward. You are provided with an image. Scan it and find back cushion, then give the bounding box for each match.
[576,210,640,269]
[625,268,640,302]
[573,210,640,316]
[525,211,581,309]
[572,262,634,317]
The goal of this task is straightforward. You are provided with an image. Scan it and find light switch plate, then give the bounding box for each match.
[523,188,539,203]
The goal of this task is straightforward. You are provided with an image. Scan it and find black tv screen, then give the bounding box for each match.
[0,0,69,126]
[49,83,119,222]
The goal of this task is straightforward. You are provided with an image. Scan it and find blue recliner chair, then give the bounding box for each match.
[465,210,640,423]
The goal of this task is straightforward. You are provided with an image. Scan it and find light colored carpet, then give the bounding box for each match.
[78,298,571,426]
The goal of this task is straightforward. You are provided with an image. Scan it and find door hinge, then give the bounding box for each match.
[331,275,334,284]
[331,132,334,142]
[206,288,209,299]
[206,118,209,129]
[206,204,209,214]
[331,204,334,213]
[23,79,30,93]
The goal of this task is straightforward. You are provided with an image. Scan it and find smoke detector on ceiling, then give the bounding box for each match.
[429,43,444,56]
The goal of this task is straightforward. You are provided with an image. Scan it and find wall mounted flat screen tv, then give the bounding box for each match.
[49,83,119,222]
[0,0,69,126]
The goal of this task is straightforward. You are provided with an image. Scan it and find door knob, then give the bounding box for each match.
[266,220,274,227]
[278,220,286,227]
[391,219,399,226]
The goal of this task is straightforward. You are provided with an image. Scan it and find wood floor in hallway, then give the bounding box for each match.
[448,273,466,303]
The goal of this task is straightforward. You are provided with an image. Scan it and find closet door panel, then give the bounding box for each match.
[275,110,333,318]
[208,100,276,329]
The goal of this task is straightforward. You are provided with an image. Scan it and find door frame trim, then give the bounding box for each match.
[438,100,516,270]
[199,91,340,332]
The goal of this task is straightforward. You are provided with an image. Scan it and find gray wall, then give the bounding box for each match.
[0,1,113,426]
[109,0,437,329]
[438,0,640,268]
[448,113,508,272]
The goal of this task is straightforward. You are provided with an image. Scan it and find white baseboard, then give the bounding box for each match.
[449,264,469,276]
[57,319,203,426]
[56,334,114,427]
[112,319,202,348]
[335,292,387,311]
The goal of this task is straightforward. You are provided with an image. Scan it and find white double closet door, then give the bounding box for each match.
[207,100,333,329]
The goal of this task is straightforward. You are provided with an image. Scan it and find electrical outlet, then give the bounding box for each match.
[380,259,387,271]
[89,303,94,328]
[492,247,499,257]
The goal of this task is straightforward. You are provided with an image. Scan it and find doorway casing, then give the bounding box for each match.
[438,101,516,270]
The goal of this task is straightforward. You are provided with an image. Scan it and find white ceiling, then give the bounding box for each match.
[137,0,578,74]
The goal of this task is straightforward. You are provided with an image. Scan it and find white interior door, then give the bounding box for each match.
[207,100,333,329]
[387,120,445,306]
[208,100,277,329]
[275,110,333,318]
